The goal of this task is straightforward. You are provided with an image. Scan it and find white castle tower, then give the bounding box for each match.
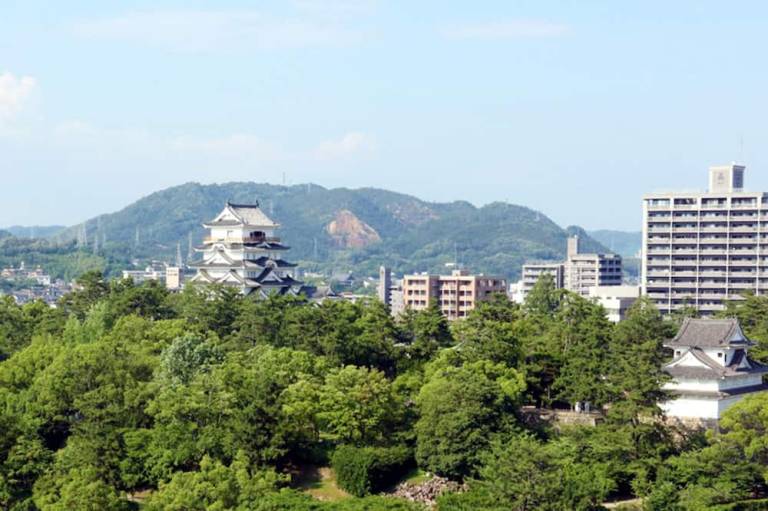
[662,318,768,423]
[189,201,303,297]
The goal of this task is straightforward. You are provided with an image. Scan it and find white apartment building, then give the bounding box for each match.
[520,261,565,296]
[642,164,767,316]
[564,236,623,296]
[520,235,622,300]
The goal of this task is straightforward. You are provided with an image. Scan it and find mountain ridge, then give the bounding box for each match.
[39,181,613,280]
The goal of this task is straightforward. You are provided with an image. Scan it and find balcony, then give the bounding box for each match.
[730,226,758,233]
[204,235,279,244]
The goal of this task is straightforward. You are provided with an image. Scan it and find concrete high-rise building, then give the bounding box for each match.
[377,266,405,317]
[518,235,622,300]
[402,269,507,320]
[564,237,623,296]
[378,266,392,305]
[520,262,565,296]
[642,164,765,316]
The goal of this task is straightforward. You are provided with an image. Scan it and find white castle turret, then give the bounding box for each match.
[189,201,303,297]
[662,318,768,422]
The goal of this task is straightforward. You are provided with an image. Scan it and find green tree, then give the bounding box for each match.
[0,296,29,357]
[57,270,109,320]
[398,302,453,369]
[452,294,523,366]
[318,366,398,445]
[551,293,614,408]
[415,358,525,479]
[159,333,224,385]
[144,452,285,511]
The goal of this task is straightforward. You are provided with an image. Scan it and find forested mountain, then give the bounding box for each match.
[588,229,642,258]
[2,225,66,239]
[49,182,610,279]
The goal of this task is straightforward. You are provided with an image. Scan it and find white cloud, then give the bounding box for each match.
[442,20,569,40]
[313,132,376,160]
[0,72,37,121]
[72,9,364,53]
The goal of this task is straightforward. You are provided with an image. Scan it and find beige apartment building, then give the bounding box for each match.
[402,269,507,320]
[519,235,622,300]
[642,164,767,316]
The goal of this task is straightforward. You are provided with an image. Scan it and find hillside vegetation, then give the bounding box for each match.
[45,182,609,279]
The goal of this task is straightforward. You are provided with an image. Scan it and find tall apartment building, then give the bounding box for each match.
[519,235,622,300]
[520,262,565,296]
[402,269,507,320]
[378,266,404,317]
[642,164,766,315]
[564,236,623,296]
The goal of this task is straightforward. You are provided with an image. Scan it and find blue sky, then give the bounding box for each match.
[2,1,768,230]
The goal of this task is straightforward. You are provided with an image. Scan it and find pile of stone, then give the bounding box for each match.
[390,476,466,508]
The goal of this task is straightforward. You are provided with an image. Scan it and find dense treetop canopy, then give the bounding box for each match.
[2,273,768,510]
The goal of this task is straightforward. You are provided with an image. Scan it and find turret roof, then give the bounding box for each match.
[665,318,752,348]
[226,201,278,227]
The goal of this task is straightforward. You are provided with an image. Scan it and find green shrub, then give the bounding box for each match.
[331,445,412,497]
[711,499,768,511]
